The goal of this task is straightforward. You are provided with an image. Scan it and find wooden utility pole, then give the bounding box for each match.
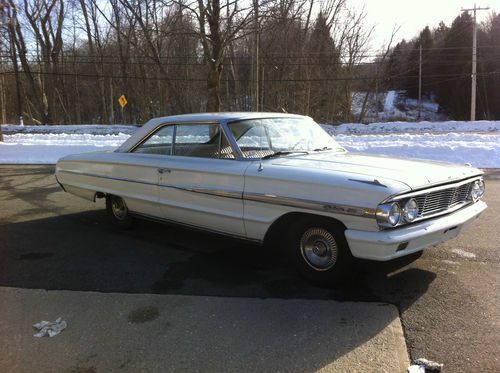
[109,77,114,124]
[461,4,489,121]
[253,0,259,111]
[0,40,6,127]
[0,0,5,141]
[418,44,422,120]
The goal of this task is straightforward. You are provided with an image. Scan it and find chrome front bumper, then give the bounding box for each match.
[345,201,487,261]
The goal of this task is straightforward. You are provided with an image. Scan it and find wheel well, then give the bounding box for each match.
[94,192,106,201]
[263,212,347,247]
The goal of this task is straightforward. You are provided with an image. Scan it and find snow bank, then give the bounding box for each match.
[1,122,499,167]
[0,144,116,164]
[336,133,500,169]
[5,133,130,146]
[0,133,129,164]
[323,120,500,135]
[1,124,138,135]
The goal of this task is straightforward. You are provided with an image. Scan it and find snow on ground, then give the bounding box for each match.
[350,90,448,122]
[323,120,500,135]
[1,124,137,135]
[0,122,499,167]
[336,133,500,168]
[0,132,129,164]
[383,90,397,114]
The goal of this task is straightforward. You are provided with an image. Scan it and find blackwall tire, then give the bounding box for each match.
[105,195,134,229]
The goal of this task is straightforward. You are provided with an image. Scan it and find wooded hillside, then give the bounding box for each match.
[0,1,498,125]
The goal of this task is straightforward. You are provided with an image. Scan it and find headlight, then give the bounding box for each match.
[470,179,485,202]
[376,202,401,227]
[402,198,419,222]
[478,179,485,198]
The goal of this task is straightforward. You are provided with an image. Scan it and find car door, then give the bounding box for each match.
[107,124,176,218]
[157,122,248,237]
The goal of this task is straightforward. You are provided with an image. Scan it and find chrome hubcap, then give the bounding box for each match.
[300,227,338,271]
[111,197,127,220]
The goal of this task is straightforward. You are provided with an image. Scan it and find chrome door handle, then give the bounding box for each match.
[158,168,171,174]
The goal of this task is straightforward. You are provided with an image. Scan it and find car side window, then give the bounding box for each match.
[133,125,174,155]
[230,123,273,158]
[236,125,270,148]
[173,123,236,159]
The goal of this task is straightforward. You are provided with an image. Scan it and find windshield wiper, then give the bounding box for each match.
[313,146,333,152]
[261,151,309,160]
[313,146,347,153]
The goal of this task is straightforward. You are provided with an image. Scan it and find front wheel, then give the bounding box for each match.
[105,194,134,229]
[289,218,352,285]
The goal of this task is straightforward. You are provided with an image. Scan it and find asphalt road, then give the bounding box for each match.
[0,166,498,372]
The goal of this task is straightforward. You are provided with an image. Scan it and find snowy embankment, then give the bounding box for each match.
[322,120,500,135]
[0,121,499,168]
[335,133,499,168]
[322,121,500,168]
[0,132,130,164]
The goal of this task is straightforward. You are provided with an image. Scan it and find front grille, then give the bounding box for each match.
[414,182,473,217]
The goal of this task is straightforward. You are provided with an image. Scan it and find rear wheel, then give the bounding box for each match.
[105,195,134,229]
[289,218,352,284]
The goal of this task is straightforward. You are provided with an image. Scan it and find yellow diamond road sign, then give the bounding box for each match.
[118,95,128,108]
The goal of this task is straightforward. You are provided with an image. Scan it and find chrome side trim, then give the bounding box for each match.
[244,192,376,218]
[160,184,243,200]
[59,170,243,199]
[58,169,157,187]
[58,170,376,218]
[131,211,262,244]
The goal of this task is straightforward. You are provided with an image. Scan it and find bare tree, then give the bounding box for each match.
[7,0,45,123]
[331,3,373,121]
[357,26,398,122]
[0,0,379,124]
[22,0,66,123]
[172,0,254,111]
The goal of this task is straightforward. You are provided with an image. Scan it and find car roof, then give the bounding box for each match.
[116,112,310,152]
[148,112,308,124]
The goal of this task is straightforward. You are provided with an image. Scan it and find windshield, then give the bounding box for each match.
[228,117,344,158]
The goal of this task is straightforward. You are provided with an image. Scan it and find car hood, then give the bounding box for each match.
[269,151,482,190]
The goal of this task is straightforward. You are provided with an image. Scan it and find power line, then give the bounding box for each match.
[1,51,499,67]
[1,69,498,82]
[1,44,498,61]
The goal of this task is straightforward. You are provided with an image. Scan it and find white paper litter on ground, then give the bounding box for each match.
[33,317,67,338]
[407,365,425,373]
[408,358,444,372]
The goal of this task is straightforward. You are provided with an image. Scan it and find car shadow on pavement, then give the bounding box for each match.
[0,209,422,372]
[0,210,435,311]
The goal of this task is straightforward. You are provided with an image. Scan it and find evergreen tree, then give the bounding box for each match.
[434,13,473,119]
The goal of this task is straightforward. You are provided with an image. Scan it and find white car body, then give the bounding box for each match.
[55,113,487,262]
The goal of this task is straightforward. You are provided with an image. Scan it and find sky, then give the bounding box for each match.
[353,0,500,49]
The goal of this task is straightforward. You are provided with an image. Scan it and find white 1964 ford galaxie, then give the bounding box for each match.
[55,113,487,283]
